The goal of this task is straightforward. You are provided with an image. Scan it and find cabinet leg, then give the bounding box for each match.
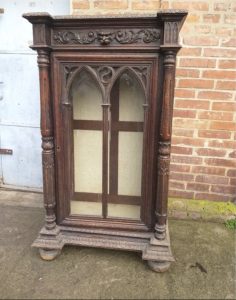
[39,248,61,261]
[147,260,171,273]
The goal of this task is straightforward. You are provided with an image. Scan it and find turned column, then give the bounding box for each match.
[155,49,177,240]
[37,48,56,230]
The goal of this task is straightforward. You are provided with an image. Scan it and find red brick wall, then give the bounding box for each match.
[72,0,236,202]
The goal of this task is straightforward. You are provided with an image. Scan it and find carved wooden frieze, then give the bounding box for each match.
[53,29,161,46]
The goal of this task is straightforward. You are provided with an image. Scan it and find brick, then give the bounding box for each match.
[198,91,232,100]
[203,70,236,80]
[198,130,231,139]
[204,48,236,58]
[230,178,236,186]
[218,59,236,69]
[195,175,228,185]
[203,14,221,23]
[179,58,216,68]
[195,193,231,201]
[229,151,236,158]
[173,109,196,118]
[208,140,236,149]
[170,164,191,173]
[215,27,233,36]
[73,0,89,9]
[171,155,202,165]
[221,38,236,47]
[205,158,236,168]
[178,79,214,89]
[169,189,194,199]
[175,89,195,98]
[227,169,236,177]
[232,3,236,12]
[172,128,194,137]
[176,68,200,78]
[171,2,209,11]
[132,0,160,10]
[169,181,185,190]
[172,137,205,147]
[94,0,128,9]
[194,25,211,34]
[161,1,169,9]
[211,185,236,194]
[175,99,210,110]
[212,102,236,111]
[210,121,236,131]
[214,3,229,11]
[195,148,226,157]
[186,14,200,23]
[170,172,194,181]
[187,182,209,192]
[178,48,202,57]
[183,36,219,46]
[171,146,193,155]
[225,15,236,24]
[192,166,225,176]
[198,111,233,121]
[216,81,235,90]
[173,119,208,129]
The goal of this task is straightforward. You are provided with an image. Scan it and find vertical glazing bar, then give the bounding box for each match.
[101,103,110,218]
[109,81,120,195]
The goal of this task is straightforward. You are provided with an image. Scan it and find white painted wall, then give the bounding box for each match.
[0,0,70,190]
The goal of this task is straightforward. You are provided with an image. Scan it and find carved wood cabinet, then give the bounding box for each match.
[23,10,187,272]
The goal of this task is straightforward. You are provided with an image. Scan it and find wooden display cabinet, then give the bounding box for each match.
[23,10,187,272]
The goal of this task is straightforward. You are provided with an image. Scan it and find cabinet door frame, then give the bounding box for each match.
[52,53,160,232]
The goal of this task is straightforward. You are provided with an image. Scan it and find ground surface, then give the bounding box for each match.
[0,190,235,299]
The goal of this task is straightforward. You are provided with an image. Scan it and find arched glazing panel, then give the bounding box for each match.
[70,69,103,217]
[108,71,145,219]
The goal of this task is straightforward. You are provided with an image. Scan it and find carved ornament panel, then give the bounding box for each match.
[53,29,161,46]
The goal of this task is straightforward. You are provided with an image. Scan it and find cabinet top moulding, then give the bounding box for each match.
[23,10,187,52]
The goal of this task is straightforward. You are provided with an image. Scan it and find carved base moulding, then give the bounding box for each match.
[23,10,187,272]
[33,225,174,271]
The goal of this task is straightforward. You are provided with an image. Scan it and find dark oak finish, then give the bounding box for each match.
[23,10,187,272]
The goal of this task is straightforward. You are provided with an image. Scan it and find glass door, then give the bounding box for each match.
[68,65,148,222]
[107,72,145,219]
[70,69,103,217]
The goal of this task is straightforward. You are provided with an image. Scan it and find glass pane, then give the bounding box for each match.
[73,130,102,193]
[73,71,102,121]
[118,132,143,196]
[119,73,144,122]
[108,72,145,220]
[70,70,103,217]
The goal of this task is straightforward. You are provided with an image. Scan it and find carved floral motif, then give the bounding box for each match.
[158,158,170,175]
[53,29,160,45]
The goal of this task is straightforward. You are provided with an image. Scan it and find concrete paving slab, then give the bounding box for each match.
[0,199,235,299]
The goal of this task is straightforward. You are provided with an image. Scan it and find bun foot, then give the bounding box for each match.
[147,260,171,273]
[39,248,61,261]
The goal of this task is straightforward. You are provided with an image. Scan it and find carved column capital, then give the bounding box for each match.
[163,50,176,67]
[37,49,51,68]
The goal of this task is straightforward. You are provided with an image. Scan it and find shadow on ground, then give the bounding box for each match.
[0,203,235,299]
